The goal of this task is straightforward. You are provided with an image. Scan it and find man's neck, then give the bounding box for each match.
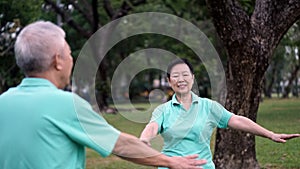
[27,71,62,89]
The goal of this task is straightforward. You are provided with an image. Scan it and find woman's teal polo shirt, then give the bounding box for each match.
[150,92,233,169]
[0,78,120,169]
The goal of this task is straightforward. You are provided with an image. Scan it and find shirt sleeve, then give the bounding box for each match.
[149,104,164,134]
[70,94,121,157]
[210,100,233,128]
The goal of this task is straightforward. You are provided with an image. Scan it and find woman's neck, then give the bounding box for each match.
[176,92,192,104]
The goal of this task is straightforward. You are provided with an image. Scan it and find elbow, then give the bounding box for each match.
[112,133,137,155]
[228,115,245,130]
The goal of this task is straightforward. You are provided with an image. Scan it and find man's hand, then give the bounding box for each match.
[168,154,207,169]
[271,133,300,143]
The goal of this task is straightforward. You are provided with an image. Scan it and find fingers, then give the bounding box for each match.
[183,154,198,159]
[273,133,300,143]
[186,159,207,169]
[277,139,286,143]
[171,155,207,169]
[188,166,203,169]
[280,133,300,140]
[283,134,300,140]
[194,159,207,166]
[182,154,207,165]
[184,155,207,167]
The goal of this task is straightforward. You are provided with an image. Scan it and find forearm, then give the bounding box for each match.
[228,115,273,139]
[113,133,160,158]
[228,115,300,143]
[119,152,173,167]
[112,133,172,167]
[139,122,159,144]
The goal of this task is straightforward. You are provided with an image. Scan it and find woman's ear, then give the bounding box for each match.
[167,77,171,85]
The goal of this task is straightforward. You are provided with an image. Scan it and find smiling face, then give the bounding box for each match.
[167,63,194,96]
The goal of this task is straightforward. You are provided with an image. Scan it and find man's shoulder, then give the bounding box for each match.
[52,90,87,103]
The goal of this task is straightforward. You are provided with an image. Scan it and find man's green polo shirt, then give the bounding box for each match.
[150,92,233,169]
[0,78,120,169]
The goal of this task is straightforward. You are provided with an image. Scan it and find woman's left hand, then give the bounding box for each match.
[270,133,300,143]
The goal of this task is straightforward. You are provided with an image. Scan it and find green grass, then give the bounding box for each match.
[256,98,300,169]
[86,103,157,169]
[86,99,300,169]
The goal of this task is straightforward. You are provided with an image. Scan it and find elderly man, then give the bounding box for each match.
[0,21,206,169]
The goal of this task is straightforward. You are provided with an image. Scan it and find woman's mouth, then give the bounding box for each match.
[177,83,187,88]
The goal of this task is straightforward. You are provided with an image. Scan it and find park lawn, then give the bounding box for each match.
[86,99,300,169]
[256,98,300,169]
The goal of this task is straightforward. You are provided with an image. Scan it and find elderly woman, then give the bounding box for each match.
[140,58,300,169]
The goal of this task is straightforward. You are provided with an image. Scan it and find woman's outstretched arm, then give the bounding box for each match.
[228,115,300,143]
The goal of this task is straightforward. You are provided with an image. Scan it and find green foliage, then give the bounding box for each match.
[264,20,300,97]
[0,0,45,93]
[0,0,44,25]
[0,0,219,99]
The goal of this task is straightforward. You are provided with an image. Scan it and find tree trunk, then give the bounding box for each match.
[96,62,110,110]
[293,77,299,97]
[206,0,300,168]
[282,64,300,98]
[263,62,278,98]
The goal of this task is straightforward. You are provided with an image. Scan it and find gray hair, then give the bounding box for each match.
[14,21,66,75]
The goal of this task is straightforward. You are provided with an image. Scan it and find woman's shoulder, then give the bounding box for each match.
[197,96,214,104]
[159,99,172,107]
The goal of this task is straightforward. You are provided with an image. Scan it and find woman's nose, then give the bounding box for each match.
[178,75,184,81]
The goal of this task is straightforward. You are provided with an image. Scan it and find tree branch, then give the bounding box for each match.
[103,0,115,19]
[112,0,147,20]
[92,0,99,32]
[252,0,300,48]
[0,42,14,57]
[44,0,92,38]
[67,0,94,26]
[162,0,182,17]
[79,0,93,12]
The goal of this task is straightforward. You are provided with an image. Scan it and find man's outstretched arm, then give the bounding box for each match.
[113,133,207,169]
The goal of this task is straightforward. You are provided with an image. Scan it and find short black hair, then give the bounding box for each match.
[167,58,194,79]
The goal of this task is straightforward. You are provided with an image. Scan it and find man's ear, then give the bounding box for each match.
[54,54,63,71]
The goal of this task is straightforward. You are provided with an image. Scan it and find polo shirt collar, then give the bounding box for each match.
[18,78,57,89]
[171,91,199,105]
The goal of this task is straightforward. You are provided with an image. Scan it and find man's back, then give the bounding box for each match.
[0,78,120,169]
